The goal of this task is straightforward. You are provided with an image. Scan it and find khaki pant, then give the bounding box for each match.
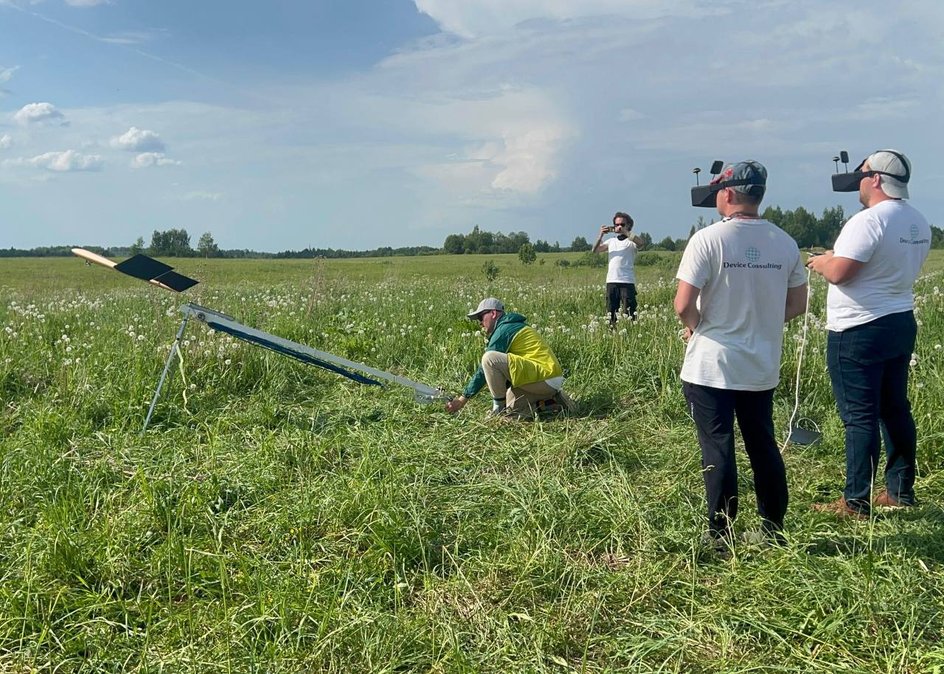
[481,351,558,419]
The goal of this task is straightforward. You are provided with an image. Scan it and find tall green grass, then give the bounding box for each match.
[1,252,943,672]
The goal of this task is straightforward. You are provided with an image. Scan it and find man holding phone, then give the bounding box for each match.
[593,212,646,327]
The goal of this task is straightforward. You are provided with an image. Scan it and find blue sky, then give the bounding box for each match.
[1,0,942,252]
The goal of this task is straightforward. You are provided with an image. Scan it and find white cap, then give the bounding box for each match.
[467,297,504,319]
[864,149,910,199]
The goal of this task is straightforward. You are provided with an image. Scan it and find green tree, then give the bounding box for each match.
[517,243,537,265]
[508,231,530,251]
[482,259,499,281]
[129,236,145,256]
[762,205,784,227]
[787,207,818,248]
[465,226,495,254]
[817,206,845,247]
[690,216,711,237]
[569,236,592,252]
[443,234,465,254]
[655,236,676,251]
[150,228,192,256]
[931,225,944,249]
[197,232,220,258]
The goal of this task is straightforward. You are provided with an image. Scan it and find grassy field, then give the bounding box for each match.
[1,251,943,672]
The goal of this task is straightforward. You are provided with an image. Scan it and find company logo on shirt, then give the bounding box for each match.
[721,245,783,270]
[900,222,930,245]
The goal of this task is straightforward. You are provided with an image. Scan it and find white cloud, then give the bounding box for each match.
[409,116,571,199]
[412,0,711,38]
[0,134,11,150]
[321,79,575,200]
[618,108,644,122]
[849,97,920,121]
[131,152,181,168]
[0,65,18,84]
[111,126,165,152]
[490,126,568,192]
[100,31,154,46]
[27,150,104,172]
[13,102,66,126]
[182,191,224,201]
[64,0,110,6]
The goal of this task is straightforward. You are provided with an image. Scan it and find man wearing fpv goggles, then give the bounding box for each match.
[676,160,808,550]
[808,150,931,519]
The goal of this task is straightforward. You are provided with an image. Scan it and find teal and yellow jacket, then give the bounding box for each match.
[462,312,563,398]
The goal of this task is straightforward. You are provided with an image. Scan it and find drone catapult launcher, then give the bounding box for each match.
[72,248,447,431]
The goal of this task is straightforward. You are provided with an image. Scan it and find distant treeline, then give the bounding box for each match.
[0,245,273,259]
[0,245,438,259]
[3,209,942,258]
[273,246,440,259]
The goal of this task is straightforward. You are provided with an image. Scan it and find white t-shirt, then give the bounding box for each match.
[676,217,807,391]
[604,236,638,283]
[826,200,931,332]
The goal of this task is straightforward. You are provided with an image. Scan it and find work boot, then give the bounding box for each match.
[812,497,869,520]
[874,490,914,509]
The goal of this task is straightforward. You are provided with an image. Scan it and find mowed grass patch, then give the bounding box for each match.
[1,252,944,672]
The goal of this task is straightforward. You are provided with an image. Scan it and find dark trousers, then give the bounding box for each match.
[683,382,788,537]
[606,282,637,321]
[827,311,918,512]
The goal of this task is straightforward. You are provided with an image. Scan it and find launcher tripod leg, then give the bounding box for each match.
[142,314,190,433]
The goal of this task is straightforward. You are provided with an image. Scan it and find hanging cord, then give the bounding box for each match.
[176,343,189,411]
[780,264,819,453]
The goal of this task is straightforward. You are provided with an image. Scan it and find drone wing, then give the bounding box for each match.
[72,248,198,292]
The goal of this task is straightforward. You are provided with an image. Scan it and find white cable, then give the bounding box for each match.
[780,264,815,453]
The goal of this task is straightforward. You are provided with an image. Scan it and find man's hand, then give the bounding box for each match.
[445,396,468,414]
[807,250,863,285]
[806,250,833,274]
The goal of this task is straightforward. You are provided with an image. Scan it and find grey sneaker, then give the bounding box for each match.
[486,407,527,422]
[700,531,733,559]
[741,525,787,547]
[554,390,578,414]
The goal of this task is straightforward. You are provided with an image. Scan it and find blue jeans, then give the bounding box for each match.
[827,311,918,512]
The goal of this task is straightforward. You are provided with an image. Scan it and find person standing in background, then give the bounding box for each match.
[593,212,645,328]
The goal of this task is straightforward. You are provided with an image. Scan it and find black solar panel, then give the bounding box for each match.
[115,254,174,280]
[114,254,198,292]
[155,270,200,292]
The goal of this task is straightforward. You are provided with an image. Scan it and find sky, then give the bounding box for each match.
[1,0,942,253]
